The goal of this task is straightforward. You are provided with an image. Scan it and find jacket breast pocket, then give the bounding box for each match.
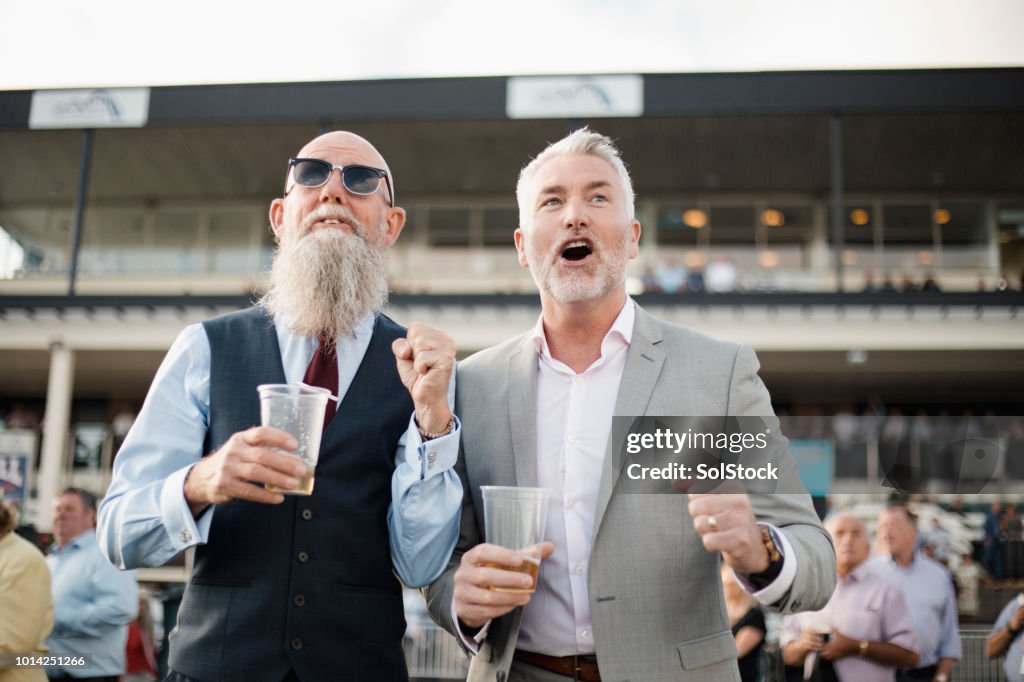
[676,629,738,670]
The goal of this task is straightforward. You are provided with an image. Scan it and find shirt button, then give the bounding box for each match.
[581,629,590,639]
[294,594,306,607]
[574,564,584,575]
[291,637,303,650]
[574,376,584,385]
[567,435,576,444]
[297,551,309,563]
[179,530,192,543]
[301,509,313,521]
[566,499,577,509]
[428,451,437,469]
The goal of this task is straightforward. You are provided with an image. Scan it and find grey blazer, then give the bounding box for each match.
[426,303,836,682]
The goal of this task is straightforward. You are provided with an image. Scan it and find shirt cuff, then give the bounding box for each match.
[451,597,490,654]
[404,413,461,480]
[733,523,797,606]
[160,463,214,551]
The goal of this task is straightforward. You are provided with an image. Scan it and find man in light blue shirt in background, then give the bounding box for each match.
[873,504,961,682]
[46,488,137,681]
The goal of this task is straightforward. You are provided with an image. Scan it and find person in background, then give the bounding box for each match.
[956,553,981,620]
[654,258,686,293]
[122,596,158,682]
[921,273,941,292]
[722,563,766,682]
[45,488,138,682]
[782,513,918,682]
[987,594,1024,682]
[873,505,960,682]
[984,501,1006,582]
[0,498,53,682]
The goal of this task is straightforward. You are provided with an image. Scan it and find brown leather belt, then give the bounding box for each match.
[513,650,601,681]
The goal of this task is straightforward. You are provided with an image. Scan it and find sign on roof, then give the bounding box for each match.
[507,75,643,119]
[29,88,150,129]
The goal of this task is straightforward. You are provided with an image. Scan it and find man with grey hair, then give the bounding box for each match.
[97,131,463,681]
[782,513,918,681]
[415,128,836,681]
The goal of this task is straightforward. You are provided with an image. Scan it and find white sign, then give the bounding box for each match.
[29,87,150,129]
[507,75,643,119]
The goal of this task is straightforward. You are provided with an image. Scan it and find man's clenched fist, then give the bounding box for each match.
[392,323,456,434]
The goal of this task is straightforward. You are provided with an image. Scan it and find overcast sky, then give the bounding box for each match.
[4,0,1024,90]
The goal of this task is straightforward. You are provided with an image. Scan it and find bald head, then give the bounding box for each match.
[827,513,870,577]
[286,131,396,204]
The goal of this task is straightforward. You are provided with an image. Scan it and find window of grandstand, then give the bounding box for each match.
[938,201,987,246]
[759,205,815,245]
[80,208,147,275]
[153,209,202,274]
[208,207,261,273]
[842,203,876,246]
[0,208,60,276]
[997,203,1024,252]
[426,207,471,247]
[482,207,518,247]
[882,203,933,245]
[709,205,757,245]
[656,206,702,246]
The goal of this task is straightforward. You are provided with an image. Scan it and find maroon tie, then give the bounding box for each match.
[303,336,338,431]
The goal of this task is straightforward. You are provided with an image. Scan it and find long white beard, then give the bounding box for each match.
[260,209,389,341]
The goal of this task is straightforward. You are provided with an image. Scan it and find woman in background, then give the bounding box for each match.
[723,562,767,682]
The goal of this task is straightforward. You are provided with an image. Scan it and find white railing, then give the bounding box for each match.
[404,622,469,680]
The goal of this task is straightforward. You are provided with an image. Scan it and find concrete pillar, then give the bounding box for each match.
[37,342,74,532]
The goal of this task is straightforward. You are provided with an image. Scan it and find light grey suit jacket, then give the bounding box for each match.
[426,303,836,682]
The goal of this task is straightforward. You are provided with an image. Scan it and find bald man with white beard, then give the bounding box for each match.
[98,131,463,682]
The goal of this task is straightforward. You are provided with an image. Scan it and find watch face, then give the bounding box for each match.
[762,527,782,562]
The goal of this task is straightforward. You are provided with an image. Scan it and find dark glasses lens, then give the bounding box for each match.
[341,166,385,195]
[289,158,388,199]
[291,158,332,187]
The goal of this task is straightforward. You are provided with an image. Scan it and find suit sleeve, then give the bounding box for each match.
[728,344,837,614]
[424,434,482,650]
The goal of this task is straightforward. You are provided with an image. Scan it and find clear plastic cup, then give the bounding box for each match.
[481,486,551,593]
[257,383,330,495]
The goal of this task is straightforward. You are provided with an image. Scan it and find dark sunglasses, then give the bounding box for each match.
[286,157,394,205]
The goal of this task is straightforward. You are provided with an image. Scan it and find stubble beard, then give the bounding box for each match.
[528,229,629,303]
[260,205,390,342]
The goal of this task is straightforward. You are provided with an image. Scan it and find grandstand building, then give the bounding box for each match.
[1,68,1022,527]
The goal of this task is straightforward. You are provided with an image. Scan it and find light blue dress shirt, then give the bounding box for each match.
[991,597,1024,682]
[96,312,462,589]
[45,529,138,678]
[871,552,962,668]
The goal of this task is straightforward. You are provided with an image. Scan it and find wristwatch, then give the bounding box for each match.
[858,640,869,657]
[745,525,784,589]
[935,673,949,682]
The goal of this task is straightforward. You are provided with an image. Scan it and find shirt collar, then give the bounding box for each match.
[276,310,376,343]
[530,296,635,368]
[883,549,921,570]
[845,560,872,583]
[51,528,95,555]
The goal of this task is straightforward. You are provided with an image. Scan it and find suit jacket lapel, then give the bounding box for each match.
[593,304,666,535]
[508,335,539,488]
